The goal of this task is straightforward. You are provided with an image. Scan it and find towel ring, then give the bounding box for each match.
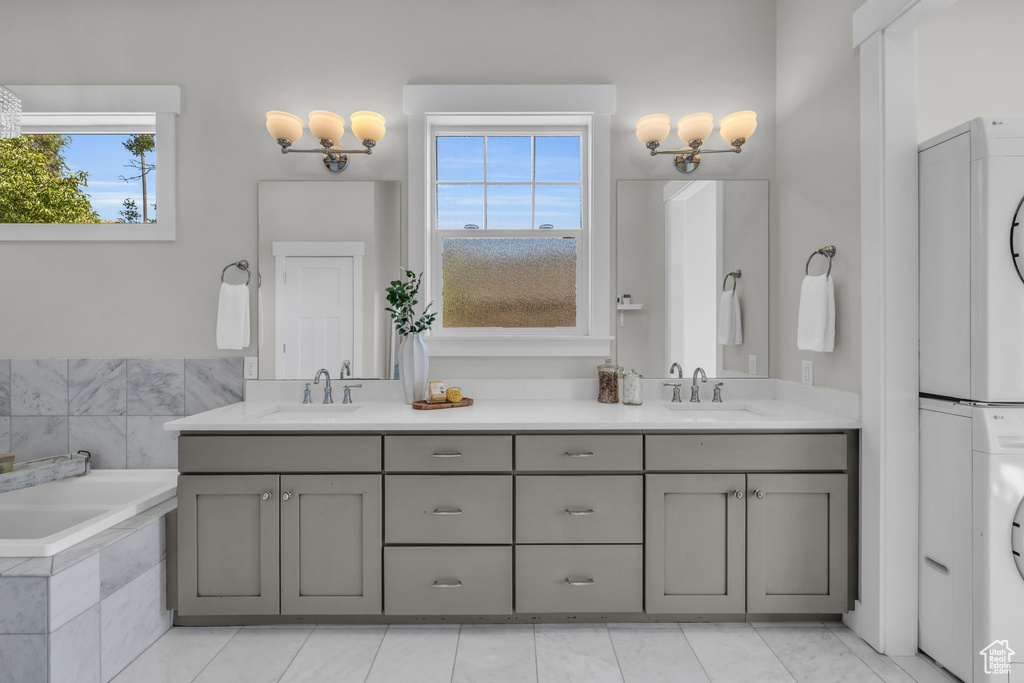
[805,246,836,277]
[221,260,251,286]
[722,269,742,292]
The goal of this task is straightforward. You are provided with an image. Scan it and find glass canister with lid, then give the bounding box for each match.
[623,368,643,405]
[597,359,621,403]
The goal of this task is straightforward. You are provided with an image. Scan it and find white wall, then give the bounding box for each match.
[775,0,863,393]
[0,0,776,378]
[917,0,1024,142]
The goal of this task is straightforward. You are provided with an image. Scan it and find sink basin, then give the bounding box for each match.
[663,403,777,421]
[253,403,361,423]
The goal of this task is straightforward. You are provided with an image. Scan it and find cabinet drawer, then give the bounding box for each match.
[384,435,512,473]
[178,435,382,473]
[516,545,642,614]
[385,475,512,544]
[516,476,642,544]
[515,434,642,472]
[645,433,847,471]
[384,546,512,615]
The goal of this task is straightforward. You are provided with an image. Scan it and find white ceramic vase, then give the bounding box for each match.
[398,332,429,404]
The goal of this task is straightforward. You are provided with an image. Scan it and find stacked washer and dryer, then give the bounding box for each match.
[919,118,1024,683]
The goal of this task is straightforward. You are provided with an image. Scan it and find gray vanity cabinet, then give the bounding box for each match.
[177,474,281,616]
[745,473,848,614]
[644,473,747,614]
[280,474,382,615]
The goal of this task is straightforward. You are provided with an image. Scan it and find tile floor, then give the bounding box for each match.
[110,621,964,683]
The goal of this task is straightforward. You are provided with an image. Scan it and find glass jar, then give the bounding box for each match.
[597,359,620,403]
[623,369,643,405]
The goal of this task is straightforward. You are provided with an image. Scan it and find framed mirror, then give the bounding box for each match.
[257,180,401,379]
[616,179,769,379]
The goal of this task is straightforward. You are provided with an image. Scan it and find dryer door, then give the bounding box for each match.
[1013,496,1024,580]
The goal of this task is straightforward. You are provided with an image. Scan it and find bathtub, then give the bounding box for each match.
[0,469,177,557]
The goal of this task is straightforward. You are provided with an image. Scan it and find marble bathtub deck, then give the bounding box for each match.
[110,622,961,683]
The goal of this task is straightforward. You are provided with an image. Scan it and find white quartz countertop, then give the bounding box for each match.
[165,398,860,433]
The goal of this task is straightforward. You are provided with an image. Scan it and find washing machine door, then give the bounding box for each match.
[1014,498,1024,581]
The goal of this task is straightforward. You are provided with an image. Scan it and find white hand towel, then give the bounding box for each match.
[717,290,743,345]
[797,274,835,352]
[216,282,251,350]
[257,285,264,350]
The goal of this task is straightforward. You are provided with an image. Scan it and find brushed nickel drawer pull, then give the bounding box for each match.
[433,579,463,588]
[754,489,765,500]
[282,491,292,502]
[432,451,462,458]
[565,577,596,586]
[431,508,463,515]
[563,452,595,458]
[261,491,272,502]
[565,508,596,516]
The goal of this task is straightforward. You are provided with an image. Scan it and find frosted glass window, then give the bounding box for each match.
[437,184,484,230]
[535,185,581,229]
[535,136,581,182]
[436,136,484,182]
[486,185,532,229]
[486,136,532,181]
[441,237,577,328]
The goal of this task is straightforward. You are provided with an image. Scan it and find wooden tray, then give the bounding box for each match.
[412,398,474,410]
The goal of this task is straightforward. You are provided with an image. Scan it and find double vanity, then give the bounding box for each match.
[166,385,859,625]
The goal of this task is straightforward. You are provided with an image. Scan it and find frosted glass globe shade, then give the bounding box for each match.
[720,110,757,144]
[266,111,303,144]
[635,114,671,144]
[677,113,714,144]
[350,111,386,143]
[308,110,345,145]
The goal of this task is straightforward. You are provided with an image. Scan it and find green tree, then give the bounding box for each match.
[0,135,100,223]
[117,198,141,223]
[119,134,155,223]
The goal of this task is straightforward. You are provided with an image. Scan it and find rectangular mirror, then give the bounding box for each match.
[257,180,401,379]
[616,180,769,379]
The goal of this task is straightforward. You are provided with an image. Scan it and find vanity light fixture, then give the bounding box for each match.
[265,109,386,172]
[636,110,757,173]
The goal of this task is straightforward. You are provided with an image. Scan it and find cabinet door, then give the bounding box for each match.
[645,473,746,614]
[746,473,848,613]
[177,474,280,616]
[280,474,382,615]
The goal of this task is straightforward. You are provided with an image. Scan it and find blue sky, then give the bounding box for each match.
[62,134,156,222]
[436,135,581,230]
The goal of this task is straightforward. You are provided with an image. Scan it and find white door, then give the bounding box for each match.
[280,256,355,380]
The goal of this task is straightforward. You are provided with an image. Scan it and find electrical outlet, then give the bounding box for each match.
[801,360,813,386]
[748,355,757,375]
[244,356,258,379]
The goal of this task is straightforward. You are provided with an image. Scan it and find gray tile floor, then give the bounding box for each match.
[110,622,963,683]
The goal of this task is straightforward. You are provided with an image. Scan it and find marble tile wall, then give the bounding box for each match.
[0,358,242,467]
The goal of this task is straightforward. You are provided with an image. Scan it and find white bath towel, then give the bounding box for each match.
[717,290,743,345]
[797,274,835,352]
[216,282,250,350]
[257,284,264,350]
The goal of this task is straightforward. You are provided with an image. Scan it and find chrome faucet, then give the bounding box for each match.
[664,382,683,403]
[340,360,352,379]
[669,362,683,379]
[314,368,333,404]
[341,383,362,404]
[690,367,707,402]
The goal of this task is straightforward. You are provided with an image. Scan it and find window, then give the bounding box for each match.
[406,84,615,356]
[433,129,587,333]
[0,86,179,241]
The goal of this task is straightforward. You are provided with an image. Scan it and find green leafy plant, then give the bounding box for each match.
[386,269,437,336]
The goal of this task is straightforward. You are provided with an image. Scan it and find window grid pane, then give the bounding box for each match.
[436,134,581,230]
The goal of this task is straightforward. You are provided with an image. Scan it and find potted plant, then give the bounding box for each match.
[386,269,436,403]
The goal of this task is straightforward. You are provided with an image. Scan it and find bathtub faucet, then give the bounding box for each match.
[313,369,333,404]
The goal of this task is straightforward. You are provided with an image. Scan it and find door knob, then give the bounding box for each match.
[282,492,292,501]
[754,489,765,499]
[261,491,272,501]
[734,490,744,500]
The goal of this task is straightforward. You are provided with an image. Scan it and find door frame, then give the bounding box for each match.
[272,241,365,379]
[851,0,960,654]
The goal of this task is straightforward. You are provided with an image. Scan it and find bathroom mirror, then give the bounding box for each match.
[616,179,769,379]
[257,180,401,380]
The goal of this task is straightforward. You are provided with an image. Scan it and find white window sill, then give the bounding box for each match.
[423,336,614,357]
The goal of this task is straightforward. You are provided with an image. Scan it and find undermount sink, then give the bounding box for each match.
[662,403,777,421]
[253,403,361,423]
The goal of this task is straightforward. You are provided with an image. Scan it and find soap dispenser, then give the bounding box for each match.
[623,369,643,405]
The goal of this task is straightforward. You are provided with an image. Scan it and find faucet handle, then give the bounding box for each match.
[663,382,683,403]
[302,383,312,404]
[712,382,723,403]
[341,383,362,404]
